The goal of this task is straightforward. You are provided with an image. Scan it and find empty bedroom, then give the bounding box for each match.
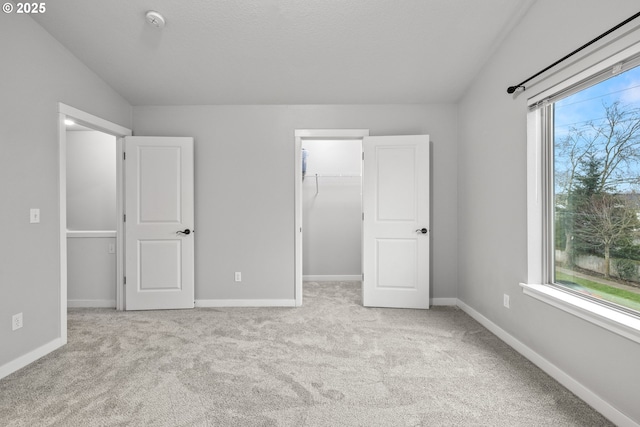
[1,1,640,425]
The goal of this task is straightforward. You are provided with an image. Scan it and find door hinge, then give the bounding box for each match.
[123,152,126,160]
[124,276,126,285]
[362,212,364,220]
[362,152,364,160]
[123,214,126,222]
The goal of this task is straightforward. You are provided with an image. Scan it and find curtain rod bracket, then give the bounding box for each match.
[507,85,526,94]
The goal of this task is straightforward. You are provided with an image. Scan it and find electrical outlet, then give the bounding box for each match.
[503,294,510,309]
[12,313,23,331]
[235,272,242,282]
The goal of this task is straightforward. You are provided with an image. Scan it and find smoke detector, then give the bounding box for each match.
[145,11,166,28]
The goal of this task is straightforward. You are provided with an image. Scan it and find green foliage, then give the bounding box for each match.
[554,212,567,250]
[556,271,640,311]
[613,258,638,281]
[574,155,603,196]
[611,242,640,261]
[564,156,609,257]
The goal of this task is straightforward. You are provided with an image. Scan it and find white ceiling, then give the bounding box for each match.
[32,0,533,106]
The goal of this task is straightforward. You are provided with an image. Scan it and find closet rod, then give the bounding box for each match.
[506,10,640,94]
[311,174,361,195]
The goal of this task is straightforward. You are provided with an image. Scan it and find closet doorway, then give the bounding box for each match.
[58,103,131,329]
[294,130,431,309]
[294,130,369,306]
[66,123,118,308]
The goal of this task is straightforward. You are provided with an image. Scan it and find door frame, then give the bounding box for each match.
[58,103,132,328]
[294,129,369,306]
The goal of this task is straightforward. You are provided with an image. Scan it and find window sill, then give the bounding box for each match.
[520,283,640,345]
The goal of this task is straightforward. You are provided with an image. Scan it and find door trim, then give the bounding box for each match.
[293,129,369,306]
[58,103,132,327]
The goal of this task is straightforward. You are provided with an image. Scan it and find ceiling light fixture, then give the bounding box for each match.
[64,119,75,126]
[145,11,166,29]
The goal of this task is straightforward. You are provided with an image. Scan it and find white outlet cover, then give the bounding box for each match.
[12,313,23,331]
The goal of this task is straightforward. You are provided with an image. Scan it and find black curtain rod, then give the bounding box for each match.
[507,10,640,94]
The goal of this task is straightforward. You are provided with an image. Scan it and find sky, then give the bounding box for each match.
[554,64,640,193]
[555,64,640,136]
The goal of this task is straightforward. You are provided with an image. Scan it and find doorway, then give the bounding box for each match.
[294,129,369,306]
[302,139,363,280]
[294,131,431,309]
[58,103,131,335]
[66,124,118,308]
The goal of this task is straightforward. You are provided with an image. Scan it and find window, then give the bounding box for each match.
[552,63,640,315]
[524,42,640,342]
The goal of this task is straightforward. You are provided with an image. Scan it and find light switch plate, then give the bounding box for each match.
[30,208,40,223]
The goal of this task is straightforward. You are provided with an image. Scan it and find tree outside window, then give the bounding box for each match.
[554,67,640,313]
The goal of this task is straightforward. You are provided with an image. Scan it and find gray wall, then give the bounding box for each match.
[302,139,362,277]
[0,15,131,368]
[66,131,117,231]
[133,104,458,301]
[457,0,640,422]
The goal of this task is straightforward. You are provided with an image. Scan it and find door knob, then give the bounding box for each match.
[176,229,192,235]
[415,228,428,234]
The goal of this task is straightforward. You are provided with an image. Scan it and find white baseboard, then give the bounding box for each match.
[68,299,116,308]
[431,297,457,306]
[303,275,362,282]
[195,299,296,308]
[456,299,637,427]
[0,337,65,380]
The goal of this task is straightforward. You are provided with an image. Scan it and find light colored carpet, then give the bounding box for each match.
[0,282,612,426]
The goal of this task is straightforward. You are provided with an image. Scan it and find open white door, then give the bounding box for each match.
[124,136,195,310]
[362,135,430,309]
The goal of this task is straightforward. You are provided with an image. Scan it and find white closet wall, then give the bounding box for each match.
[302,139,361,279]
[66,130,117,307]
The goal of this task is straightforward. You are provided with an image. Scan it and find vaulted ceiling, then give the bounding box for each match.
[32,0,533,105]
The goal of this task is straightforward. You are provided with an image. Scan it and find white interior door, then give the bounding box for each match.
[362,135,430,309]
[124,136,194,310]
